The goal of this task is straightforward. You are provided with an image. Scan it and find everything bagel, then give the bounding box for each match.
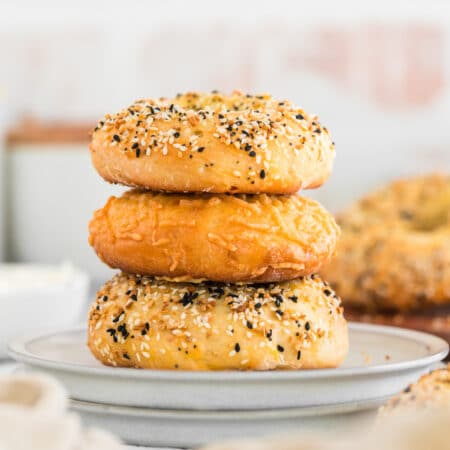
[90,91,335,194]
[88,273,348,370]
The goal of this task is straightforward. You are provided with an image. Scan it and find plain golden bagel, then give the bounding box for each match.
[90,91,335,194]
[321,174,450,312]
[89,191,340,283]
[87,273,348,370]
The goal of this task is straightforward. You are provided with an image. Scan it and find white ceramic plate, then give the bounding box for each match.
[9,323,448,410]
[71,397,382,448]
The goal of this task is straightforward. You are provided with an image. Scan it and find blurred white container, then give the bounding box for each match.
[4,119,123,284]
[0,262,89,358]
[0,88,7,262]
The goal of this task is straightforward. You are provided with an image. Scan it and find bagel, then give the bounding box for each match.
[87,273,348,370]
[379,364,450,416]
[321,174,450,312]
[90,91,335,194]
[89,191,340,283]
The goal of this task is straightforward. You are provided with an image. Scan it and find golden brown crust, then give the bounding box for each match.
[87,273,348,370]
[90,91,335,194]
[89,191,340,283]
[321,174,450,312]
[380,365,450,415]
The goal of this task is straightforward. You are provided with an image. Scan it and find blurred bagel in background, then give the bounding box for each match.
[379,364,450,416]
[90,91,335,194]
[321,174,450,312]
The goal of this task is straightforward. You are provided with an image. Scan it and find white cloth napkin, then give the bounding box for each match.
[0,374,122,450]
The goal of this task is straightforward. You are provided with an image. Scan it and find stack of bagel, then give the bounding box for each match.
[87,91,348,371]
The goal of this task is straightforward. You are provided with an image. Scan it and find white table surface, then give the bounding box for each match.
[0,360,182,450]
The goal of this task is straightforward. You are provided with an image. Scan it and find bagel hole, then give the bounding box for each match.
[413,212,449,231]
[412,204,450,232]
[408,187,450,232]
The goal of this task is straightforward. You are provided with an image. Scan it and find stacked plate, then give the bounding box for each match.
[9,323,448,448]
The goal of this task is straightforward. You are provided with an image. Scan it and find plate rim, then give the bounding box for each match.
[8,322,448,381]
[69,395,388,419]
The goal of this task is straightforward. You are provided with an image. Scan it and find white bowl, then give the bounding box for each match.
[0,263,89,359]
